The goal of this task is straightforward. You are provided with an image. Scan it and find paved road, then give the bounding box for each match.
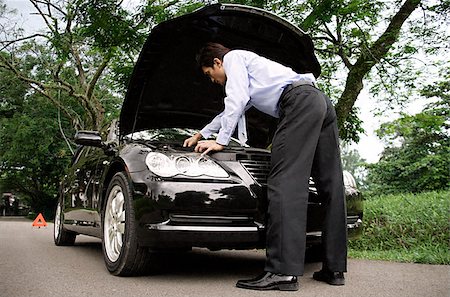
[0,217,448,297]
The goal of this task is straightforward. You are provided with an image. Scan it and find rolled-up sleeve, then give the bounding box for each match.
[215,53,250,145]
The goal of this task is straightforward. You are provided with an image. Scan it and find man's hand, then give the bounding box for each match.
[194,140,224,156]
[183,133,203,147]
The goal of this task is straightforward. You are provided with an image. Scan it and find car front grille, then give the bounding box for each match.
[237,153,317,191]
[237,154,271,186]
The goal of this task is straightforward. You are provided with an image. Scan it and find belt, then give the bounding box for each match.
[291,79,317,88]
[280,79,317,100]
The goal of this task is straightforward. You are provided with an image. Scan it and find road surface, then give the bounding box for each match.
[0,217,448,297]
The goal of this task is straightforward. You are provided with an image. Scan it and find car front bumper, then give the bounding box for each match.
[130,171,363,249]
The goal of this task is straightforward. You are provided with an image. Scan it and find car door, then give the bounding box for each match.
[63,145,105,235]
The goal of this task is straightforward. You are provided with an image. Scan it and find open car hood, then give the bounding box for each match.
[120,4,321,148]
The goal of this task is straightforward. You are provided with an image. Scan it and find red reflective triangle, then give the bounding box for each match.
[32,213,48,227]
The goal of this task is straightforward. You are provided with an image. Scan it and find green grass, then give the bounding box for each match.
[348,190,450,265]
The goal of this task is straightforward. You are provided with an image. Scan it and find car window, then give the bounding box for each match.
[71,146,83,165]
[72,146,93,165]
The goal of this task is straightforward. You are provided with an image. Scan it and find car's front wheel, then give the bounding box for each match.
[102,172,151,276]
[54,199,76,246]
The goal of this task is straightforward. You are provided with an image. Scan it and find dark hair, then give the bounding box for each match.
[196,42,231,68]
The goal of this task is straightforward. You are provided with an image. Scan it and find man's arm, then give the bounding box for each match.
[200,111,224,139]
[183,111,224,147]
[215,52,250,145]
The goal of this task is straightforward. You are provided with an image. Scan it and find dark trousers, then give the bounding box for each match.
[264,84,347,276]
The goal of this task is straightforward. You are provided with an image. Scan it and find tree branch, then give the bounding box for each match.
[322,22,338,44]
[334,16,352,69]
[70,46,87,87]
[335,0,422,132]
[0,54,85,129]
[29,0,55,32]
[0,33,47,51]
[86,56,110,100]
[34,0,67,16]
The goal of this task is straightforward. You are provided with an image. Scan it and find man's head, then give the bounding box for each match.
[196,42,230,86]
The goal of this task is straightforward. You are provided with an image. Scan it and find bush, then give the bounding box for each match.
[349,191,449,264]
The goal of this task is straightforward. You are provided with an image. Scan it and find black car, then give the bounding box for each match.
[54,4,363,276]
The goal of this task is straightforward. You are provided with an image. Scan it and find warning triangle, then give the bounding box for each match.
[32,213,48,228]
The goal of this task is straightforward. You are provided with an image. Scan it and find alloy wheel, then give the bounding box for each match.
[104,185,126,262]
[54,202,62,240]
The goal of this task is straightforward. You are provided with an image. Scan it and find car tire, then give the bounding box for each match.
[54,199,76,246]
[102,172,151,276]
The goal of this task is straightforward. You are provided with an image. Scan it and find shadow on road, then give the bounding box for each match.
[71,237,321,278]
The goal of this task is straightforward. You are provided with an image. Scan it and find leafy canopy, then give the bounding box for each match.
[366,69,450,194]
[0,68,74,217]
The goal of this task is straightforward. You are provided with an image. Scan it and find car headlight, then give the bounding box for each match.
[145,152,229,178]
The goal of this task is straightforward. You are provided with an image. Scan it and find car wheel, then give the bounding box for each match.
[102,172,151,276]
[54,199,76,246]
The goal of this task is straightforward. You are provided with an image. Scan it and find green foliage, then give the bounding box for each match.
[341,144,367,188]
[339,106,364,142]
[366,72,450,194]
[1,0,448,213]
[273,0,380,139]
[0,0,204,217]
[1,0,149,131]
[0,61,27,118]
[3,0,447,142]
[0,94,74,219]
[274,0,448,141]
[76,0,203,92]
[349,191,450,264]
[75,0,144,51]
[0,66,75,217]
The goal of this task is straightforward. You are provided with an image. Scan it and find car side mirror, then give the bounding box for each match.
[74,130,103,147]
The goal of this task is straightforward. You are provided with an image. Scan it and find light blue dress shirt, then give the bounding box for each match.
[200,50,316,146]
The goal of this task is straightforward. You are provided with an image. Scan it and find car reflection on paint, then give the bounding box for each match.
[53,4,363,276]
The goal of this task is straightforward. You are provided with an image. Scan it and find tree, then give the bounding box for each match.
[0,0,203,215]
[341,144,367,189]
[0,0,202,132]
[2,0,448,140]
[0,69,75,217]
[300,0,447,140]
[1,0,448,211]
[222,0,448,141]
[365,69,450,194]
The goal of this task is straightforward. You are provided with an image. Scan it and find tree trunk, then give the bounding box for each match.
[335,0,422,134]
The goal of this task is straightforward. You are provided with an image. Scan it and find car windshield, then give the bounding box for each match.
[123,128,242,147]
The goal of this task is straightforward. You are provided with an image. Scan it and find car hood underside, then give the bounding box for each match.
[120,4,320,148]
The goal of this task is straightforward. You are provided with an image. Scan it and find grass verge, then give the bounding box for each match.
[348,190,449,265]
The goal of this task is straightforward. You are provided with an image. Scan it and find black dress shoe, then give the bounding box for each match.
[236,271,299,291]
[313,269,345,285]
